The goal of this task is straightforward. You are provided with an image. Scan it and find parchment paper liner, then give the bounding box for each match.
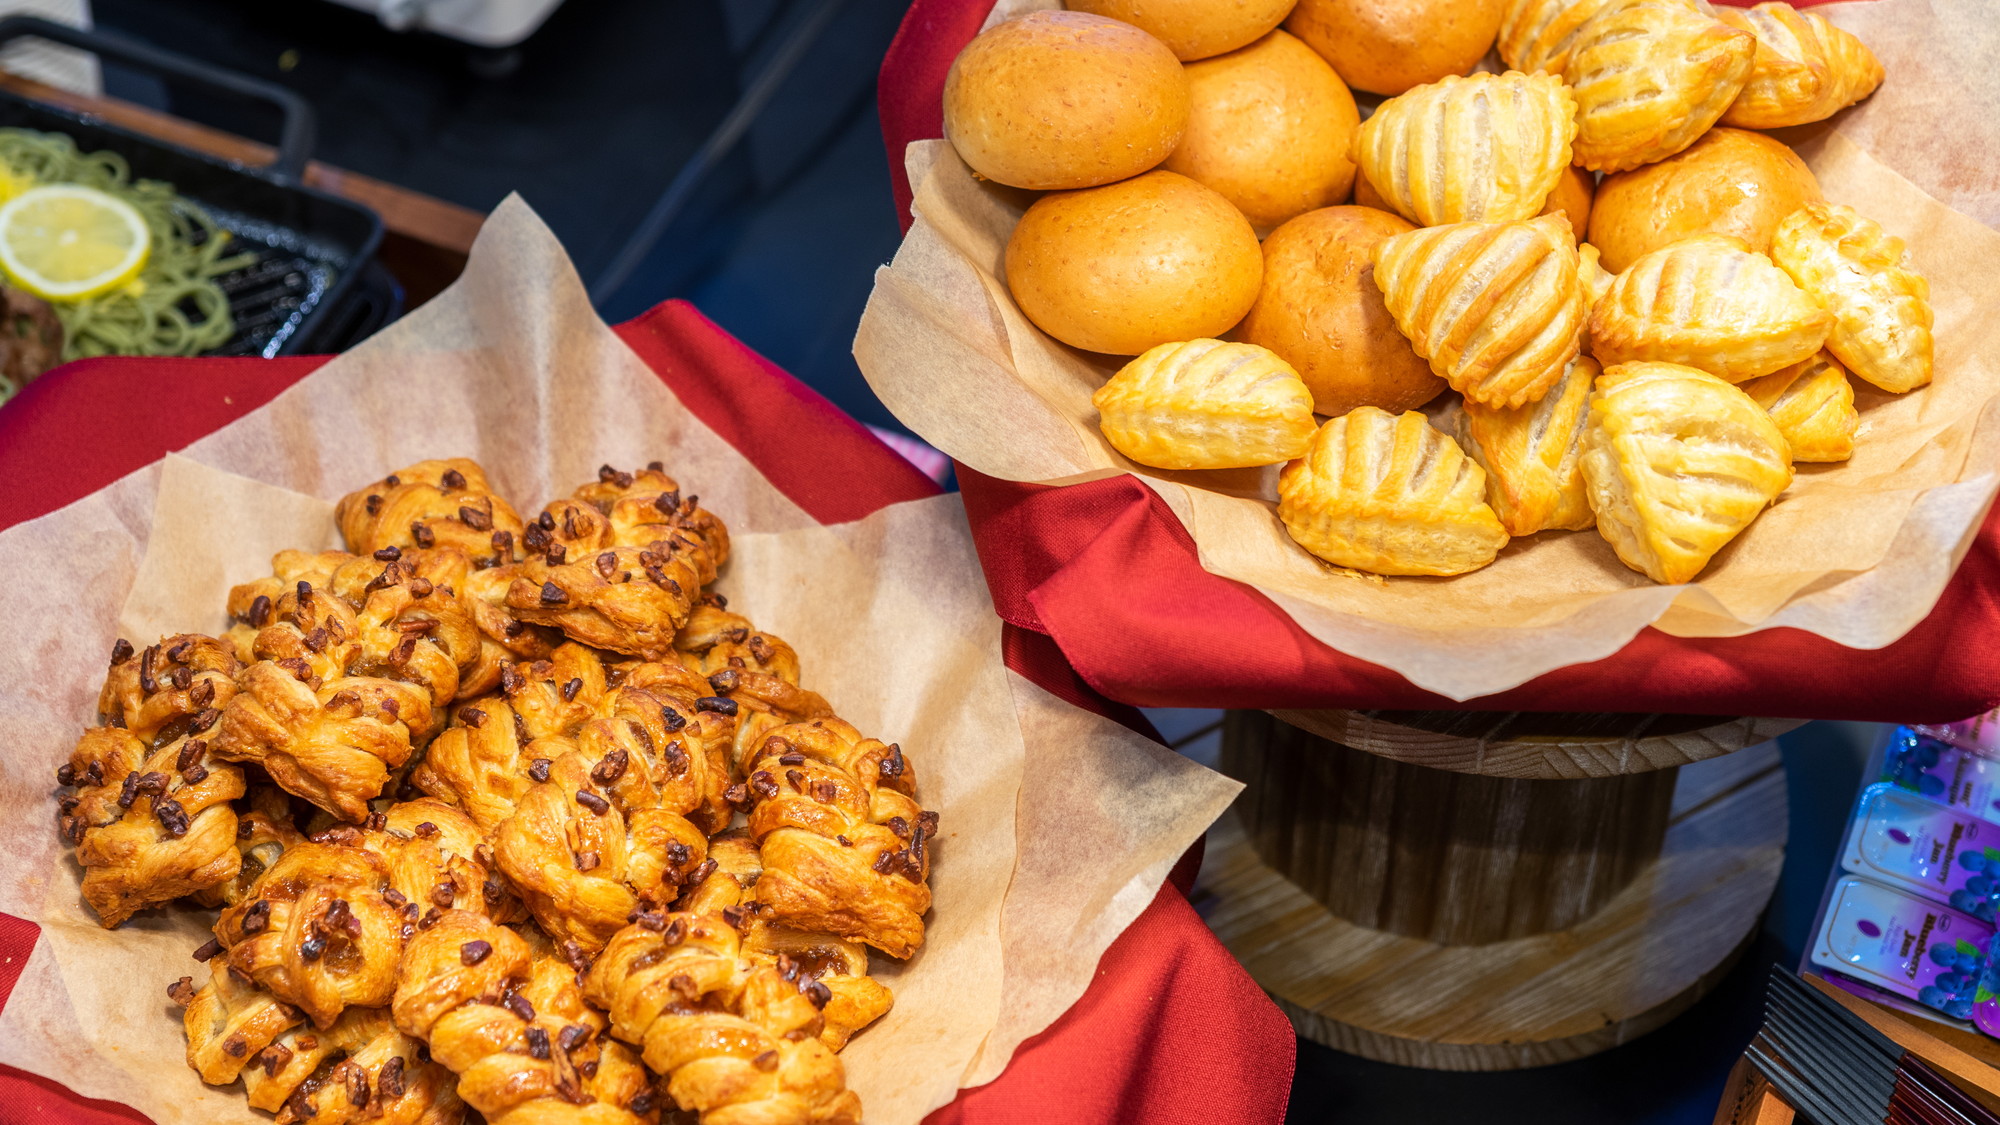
[853,0,2000,702]
[0,197,1240,1125]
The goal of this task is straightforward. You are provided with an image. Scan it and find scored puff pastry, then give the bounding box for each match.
[1371,212,1586,409]
[1580,361,1794,584]
[1090,338,1316,470]
[1770,202,1934,394]
[1565,1,1756,173]
[1497,0,1617,76]
[1717,2,1883,129]
[1740,351,1858,463]
[1589,234,1830,381]
[1277,407,1509,576]
[1350,71,1579,227]
[1459,355,1602,537]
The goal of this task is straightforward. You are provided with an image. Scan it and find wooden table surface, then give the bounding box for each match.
[0,68,482,306]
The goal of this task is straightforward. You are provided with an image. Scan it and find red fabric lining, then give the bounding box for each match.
[0,299,1293,1124]
[876,0,1999,723]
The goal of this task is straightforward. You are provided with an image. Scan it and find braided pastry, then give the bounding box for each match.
[393,910,656,1124]
[218,559,476,819]
[737,719,934,959]
[177,967,463,1125]
[584,905,861,1125]
[334,458,524,568]
[98,632,239,743]
[214,800,517,1026]
[59,635,246,926]
[492,661,732,949]
[685,832,892,1052]
[415,644,610,832]
[675,607,835,769]
[505,466,731,661]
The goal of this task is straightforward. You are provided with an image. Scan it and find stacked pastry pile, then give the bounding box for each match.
[941,0,1934,585]
[54,457,933,1125]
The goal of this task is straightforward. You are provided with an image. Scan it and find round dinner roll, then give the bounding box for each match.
[1543,163,1594,235]
[1067,0,1297,61]
[1163,30,1360,229]
[942,11,1189,191]
[1286,0,1505,96]
[1006,170,1263,356]
[1235,205,1445,416]
[1589,127,1822,272]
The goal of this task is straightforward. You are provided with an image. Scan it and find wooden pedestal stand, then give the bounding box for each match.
[1198,710,1802,1071]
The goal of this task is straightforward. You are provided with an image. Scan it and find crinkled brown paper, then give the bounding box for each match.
[0,196,1241,1124]
[853,0,2000,702]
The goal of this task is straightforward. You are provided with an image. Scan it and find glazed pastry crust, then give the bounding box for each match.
[740,718,934,960]
[1460,355,1602,536]
[1718,3,1883,129]
[1565,1,1757,173]
[1579,243,1616,321]
[1740,351,1858,463]
[1372,212,1586,409]
[1091,338,1317,470]
[1351,71,1579,227]
[584,911,862,1124]
[1589,234,1830,381]
[1580,361,1794,584]
[334,458,524,568]
[1277,407,1510,576]
[1497,0,1613,75]
[1770,202,1934,394]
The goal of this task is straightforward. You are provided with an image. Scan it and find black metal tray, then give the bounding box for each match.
[0,17,384,357]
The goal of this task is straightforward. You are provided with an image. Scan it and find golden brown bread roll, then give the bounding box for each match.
[1005,170,1263,355]
[1588,127,1822,272]
[1287,0,1504,96]
[1067,0,1297,61]
[1544,164,1594,234]
[942,11,1189,191]
[1235,205,1444,416]
[1163,30,1359,229]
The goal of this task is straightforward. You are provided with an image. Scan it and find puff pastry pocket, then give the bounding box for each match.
[1740,351,1858,463]
[333,458,524,567]
[1350,71,1578,226]
[1277,407,1510,577]
[1372,212,1586,409]
[1460,355,1601,537]
[1590,234,1830,380]
[1091,339,1316,470]
[1580,361,1794,584]
[1718,2,1883,129]
[1565,1,1756,173]
[1498,0,1615,75]
[1770,202,1934,394]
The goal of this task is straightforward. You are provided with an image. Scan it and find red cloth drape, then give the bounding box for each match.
[875,0,1999,723]
[0,299,1294,1125]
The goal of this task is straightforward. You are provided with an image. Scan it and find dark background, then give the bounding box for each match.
[91,1,1881,1119]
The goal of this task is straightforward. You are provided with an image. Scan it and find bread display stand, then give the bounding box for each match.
[1197,708,1799,1070]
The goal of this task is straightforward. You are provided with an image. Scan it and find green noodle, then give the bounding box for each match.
[0,127,255,365]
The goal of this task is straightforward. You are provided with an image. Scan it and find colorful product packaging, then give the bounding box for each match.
[1843,783,2000,920]
[1812,876,1993,1022]
[1878,727,2000,825]
[1913,709,2000,759]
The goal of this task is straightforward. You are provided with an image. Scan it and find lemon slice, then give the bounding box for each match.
[0,184,151,301]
